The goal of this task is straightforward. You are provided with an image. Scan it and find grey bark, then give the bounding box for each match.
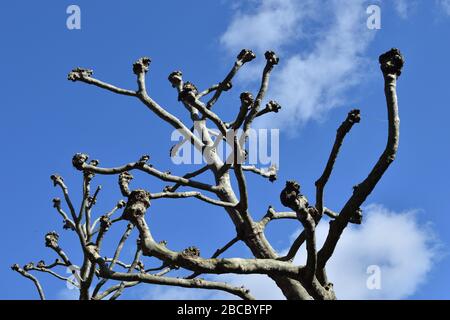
[12,49,403,300]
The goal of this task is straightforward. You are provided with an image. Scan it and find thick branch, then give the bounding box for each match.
[296,208,317,284]
[279,183,317,283]
[232,136,250,215]
[90,242,256,300]
[186,236,240,279]
[104,215,303,279]
[99,266,255,300]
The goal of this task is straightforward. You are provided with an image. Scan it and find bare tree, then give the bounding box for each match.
[12,48,404,300]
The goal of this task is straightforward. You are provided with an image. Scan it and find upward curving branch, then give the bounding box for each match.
[11,264,45,300]
[206,49,256,109]
[315,109,361,215]
[317,48,404,272]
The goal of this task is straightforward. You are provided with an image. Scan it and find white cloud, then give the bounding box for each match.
[393,0,417,19]
[437,0,450,15]
[138,204,438,300]
[141,286,215,300]
[220,0,308,53]
[312,204,438,299]
[220,0,376,131]
[57,287,79,300]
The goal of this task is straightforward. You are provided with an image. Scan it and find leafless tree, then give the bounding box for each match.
[12,48,404,300]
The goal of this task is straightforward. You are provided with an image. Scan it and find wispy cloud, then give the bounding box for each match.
[437,0,450,15]
[57,287,79,300]
[393,0,417,19]
[220,0,306,53]
[220,0,376,131]
[137,204,439,300]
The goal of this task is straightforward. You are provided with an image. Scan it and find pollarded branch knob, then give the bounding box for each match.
[379,48,404,77]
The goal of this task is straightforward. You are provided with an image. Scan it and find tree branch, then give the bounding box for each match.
[44,232,75,267]
[90,248,256,300]
[92,223,134,298]
[92,210,303,279]
[260,206,298,228]
[23,263,79,288]
[278,208,337,263]
[92,281,140,300]
[100,266,255,300]
[197,84,220,99]
[232,135,250,214]
[242,165,277,182]
[72,153,218,193]
[149,191,237,208]
[52,198,76,231]
[296,208,317,284]
[50,175,78,223]
[11,264,45,300]
[164,165,210,193]
[186,236,240,279]
[110,246,142,300]
[279,183,317,283]
[317,48,404,271]
[255,100,282,118]
[91,200,126,233]
[69,59,205,151]
[206,49,256,109]
[243,51,279,132]
[315,109,360,215]
[68,68,137,96]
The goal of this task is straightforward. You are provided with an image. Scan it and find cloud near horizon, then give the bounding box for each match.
[139,204,439,300]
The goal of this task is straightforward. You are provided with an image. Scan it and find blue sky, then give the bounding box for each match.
[0,0,449,299]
